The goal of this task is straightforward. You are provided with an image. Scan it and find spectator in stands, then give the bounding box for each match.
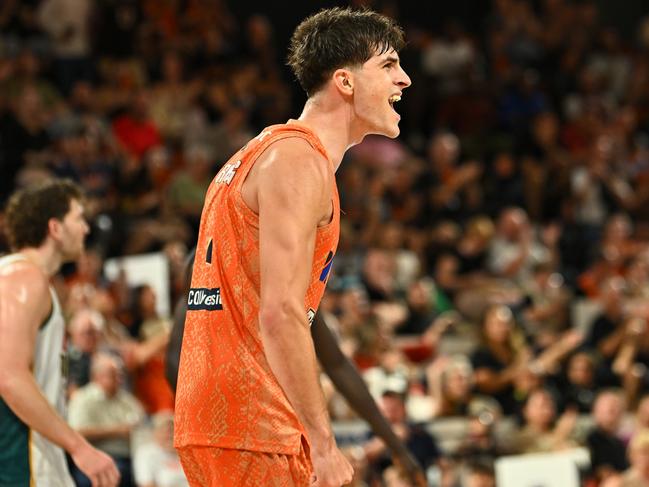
[454,397,505,464]
[569,135,625,230]
[587,389,629,483]
[511,388,578,453]
[471,305,531,415]
[634,395,649,431]
[133,412,188,487]
[0,83,52,202]
[585,277,627,367]
[420,131,483,223]
[426,355,476,418]
[483,151,525,219]
[602,429,649,487]
[363,390,441,482]
[612,317,649,406]
[67,308,105,396]
[37,0,93,95]
[127,284,173,414]
[555,351,600,413]
[112,90,161,161]
[433,216,495,301]
[396,277,454,339]
[463,461,496,487]
[487,207,553,285]
[68,353,145,487]
[520,261,571,346]
[167,144,214,232]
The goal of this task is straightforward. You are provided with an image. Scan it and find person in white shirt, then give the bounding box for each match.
[134,412,188,487]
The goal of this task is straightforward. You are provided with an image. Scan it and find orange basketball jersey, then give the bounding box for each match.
[174,121,340,455]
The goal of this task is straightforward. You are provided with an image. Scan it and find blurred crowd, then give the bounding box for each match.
[3,0,649,486]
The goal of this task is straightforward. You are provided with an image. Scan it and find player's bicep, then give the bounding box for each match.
[257,145,330,313]
[0,270,50,374]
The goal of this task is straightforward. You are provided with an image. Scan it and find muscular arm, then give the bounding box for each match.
[254,139,352,486]
[257,140,336,447]
[0,263,120,487]
[0,266,88,454]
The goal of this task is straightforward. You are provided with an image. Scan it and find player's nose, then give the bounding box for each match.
[397,65,411,89]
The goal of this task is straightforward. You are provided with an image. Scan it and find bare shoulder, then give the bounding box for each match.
[257,136,333,186]
[0,261,50,303]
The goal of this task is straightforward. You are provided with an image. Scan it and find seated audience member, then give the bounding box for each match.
[432,216,494,298]
[455,398,505,463]
[68,353,145,487]
[382,465,414,487]
[621,429,649,487]
[487,207,553,284]
[363,390,441,481]
[67,308,105,396]
[585,277,627,367]
[133,412,188,487]
[128,284,174,414]
[635,395,649,431]
[588,390,629,483]
[602,429,649,487]
[471,305,531,415]
[520,261,570,346]
[555,351,601,413]
[512,388,578,453]
[426,354,476,417]
[463,461,496,487]
[397,278,444,337]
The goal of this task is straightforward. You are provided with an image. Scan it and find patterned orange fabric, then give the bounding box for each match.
[174,122,340,455]
[177,437,312,487]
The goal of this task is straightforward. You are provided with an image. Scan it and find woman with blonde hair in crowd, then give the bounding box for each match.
[426,354,476,418]
[603,429,649,487]
[471,305,531,415]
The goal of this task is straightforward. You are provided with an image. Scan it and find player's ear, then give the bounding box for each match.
[48,217,63,240]
[333,68,354,96]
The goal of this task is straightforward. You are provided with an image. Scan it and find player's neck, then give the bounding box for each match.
[19,245,62,277]
[297,97,365,171]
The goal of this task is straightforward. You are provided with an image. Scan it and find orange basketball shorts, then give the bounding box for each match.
[177,438,312,487]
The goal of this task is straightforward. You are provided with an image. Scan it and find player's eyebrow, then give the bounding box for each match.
[381,55,400,65]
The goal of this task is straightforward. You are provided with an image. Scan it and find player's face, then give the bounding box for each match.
[351,48,411,138]
[57,199,90,262]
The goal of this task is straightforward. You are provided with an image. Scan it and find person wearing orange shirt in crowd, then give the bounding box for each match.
[173,7,411,487]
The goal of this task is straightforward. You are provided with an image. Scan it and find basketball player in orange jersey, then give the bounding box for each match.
[173,7,411,487]
[166,251,427,486]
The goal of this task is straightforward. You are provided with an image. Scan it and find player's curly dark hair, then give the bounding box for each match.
[287,7,405,97]
[4,179,83,250]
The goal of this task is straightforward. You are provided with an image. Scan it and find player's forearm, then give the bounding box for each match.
[0,370,87,455]
[259,305,334,446]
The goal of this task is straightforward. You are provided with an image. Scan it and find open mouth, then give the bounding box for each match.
[388,94,401,114]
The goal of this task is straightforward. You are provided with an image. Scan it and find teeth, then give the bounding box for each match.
[389,95,401,104]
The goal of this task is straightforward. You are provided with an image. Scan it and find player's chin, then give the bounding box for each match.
[384,124,400,139]
[63,246,84,263]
